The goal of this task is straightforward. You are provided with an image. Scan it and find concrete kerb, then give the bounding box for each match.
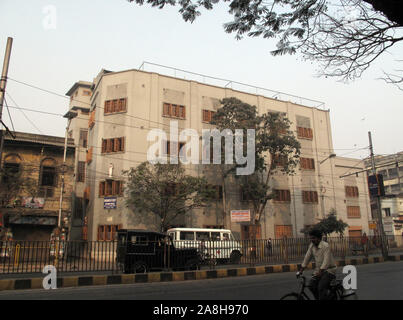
[0,254,400,292]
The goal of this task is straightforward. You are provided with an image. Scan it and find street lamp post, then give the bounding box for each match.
[318,153,336,218]
[58,111,77,234]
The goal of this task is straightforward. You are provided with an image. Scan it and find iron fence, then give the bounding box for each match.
[0,235,401,275]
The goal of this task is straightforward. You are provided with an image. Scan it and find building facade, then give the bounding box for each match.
[364,152,403,236]
[67,67,372,241]
[0,131,75,241]
[65,81,92,240]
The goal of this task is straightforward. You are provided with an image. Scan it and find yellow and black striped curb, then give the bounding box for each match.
[0,254,401,292]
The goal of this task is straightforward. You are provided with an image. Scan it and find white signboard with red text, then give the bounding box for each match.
[231,210,250,222]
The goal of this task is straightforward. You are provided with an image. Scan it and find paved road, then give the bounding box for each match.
[0,261,402,300]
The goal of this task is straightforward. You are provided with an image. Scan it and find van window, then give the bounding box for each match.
[211,232,220,241]
[180,231,195,240]
[169,232,175,240]
[130,235,148,245]
[222,233,230,240]
[196,232,210,241]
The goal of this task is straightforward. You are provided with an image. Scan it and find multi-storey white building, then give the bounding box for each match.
[66,67,372,241]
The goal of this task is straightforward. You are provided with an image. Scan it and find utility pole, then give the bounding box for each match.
[0,37,13,169]
[368,131,388,260]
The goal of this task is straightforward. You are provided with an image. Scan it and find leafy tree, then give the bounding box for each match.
[301,209,348,236]
[210,97,300,225]
[124,162,215,232]
[129,0,403,85]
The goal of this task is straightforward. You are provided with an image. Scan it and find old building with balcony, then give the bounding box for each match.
[0,131,75,241]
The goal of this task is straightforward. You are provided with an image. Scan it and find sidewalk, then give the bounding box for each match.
[0,253,402,292]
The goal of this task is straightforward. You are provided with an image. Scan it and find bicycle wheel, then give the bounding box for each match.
[280,293,305,300]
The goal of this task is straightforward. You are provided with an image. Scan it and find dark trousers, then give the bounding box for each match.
[309,272,336,300]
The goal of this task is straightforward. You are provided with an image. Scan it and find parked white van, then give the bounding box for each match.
[166,228,242,263]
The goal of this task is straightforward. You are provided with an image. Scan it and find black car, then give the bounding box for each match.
[116,229,201,274]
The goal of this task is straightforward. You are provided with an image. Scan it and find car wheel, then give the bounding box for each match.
[230,250,241,264]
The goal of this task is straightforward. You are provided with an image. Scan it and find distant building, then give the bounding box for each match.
[364,152,403,236]
[66,66,373,241]
[0,131,75,241]
[65,81,92,240]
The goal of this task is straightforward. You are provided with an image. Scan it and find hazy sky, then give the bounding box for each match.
[0,0,402,160]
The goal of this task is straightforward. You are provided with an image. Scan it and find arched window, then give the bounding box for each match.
[2,154,22,183]
[40,158,57,187]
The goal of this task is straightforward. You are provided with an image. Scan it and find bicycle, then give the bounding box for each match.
[280,272,358,300]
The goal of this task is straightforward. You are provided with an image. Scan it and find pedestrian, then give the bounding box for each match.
[265,238,272,257]
[361,232,369,257]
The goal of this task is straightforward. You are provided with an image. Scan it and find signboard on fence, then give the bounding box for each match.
[231,210,250,222]
[104,197,117,209]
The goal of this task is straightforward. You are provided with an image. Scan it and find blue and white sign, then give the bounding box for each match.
[104,197,117,209]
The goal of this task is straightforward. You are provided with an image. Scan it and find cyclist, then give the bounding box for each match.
[298,229,337,300]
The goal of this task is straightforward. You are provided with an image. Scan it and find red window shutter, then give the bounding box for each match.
[99,182,103,197]
[101,139,106,153]
[106,139,112,153]
[104,101,109,114]
[114,138,119,152]
[163,103,170,116]
[202,110,208,122]
[112,181,117,195]
[181,106,186,119]
[98,226,103,241]
[121,137,125,152]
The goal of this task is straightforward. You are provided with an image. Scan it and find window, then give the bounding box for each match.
[162,103,186,119]
[101,137,125,153]
[97,224,121,241]
[164,141,185,157]
[383,208,391,217]
[273,189,291,202]
[74,197,84,219]
[347,206,361,218]
[104,98,127,114]
[196,232,210,241]
[302,191,318,203]
[300,157,315,170]
[271,154,287,168]
[99,180,124,197]
[180,231,195,240]
[389,168,398,178]
[77,161,86,182]
[79,130,88,148]
[391,184,400,193]
[83,90,91,96]
[2,154,21,183]
[202,110,216,123]
[214,185,223,200]
[275,225,293,239]
[345,186,359,197]
[40,159,57,187]
[297,127,313,139]
[240,188,253,201]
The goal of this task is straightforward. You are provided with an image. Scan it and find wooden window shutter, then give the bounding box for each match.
[98,226,103,241]
[99,181,104,197]
[112,181,118,195]
[106,139,112,153]
[163,103,170,116]
[104,101,109,114]
[121,137,125,152]
[314,191,318,203]
[114,138,119,152]
[101,139,106,153]
[202,110,208,122]
[180,105,186,119]
[122,98,127,112]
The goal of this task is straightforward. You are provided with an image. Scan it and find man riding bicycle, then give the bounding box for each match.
[299,229,337,300]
